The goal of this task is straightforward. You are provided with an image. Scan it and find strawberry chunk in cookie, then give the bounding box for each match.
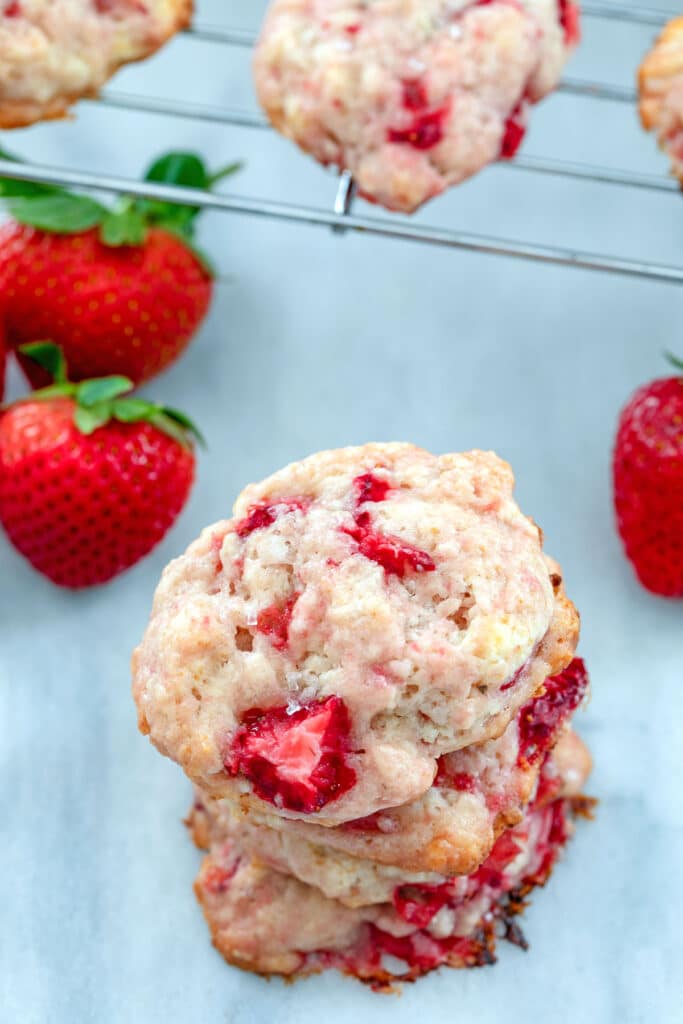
[225,697,357,813]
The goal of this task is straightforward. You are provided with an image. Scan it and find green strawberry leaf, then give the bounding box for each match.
[0,145,21,163]
[110,396,203,450]
[0,177,58,199]
[161,406,207,448]
[0,146,55,197]
[74,402,112,435]
[145,151,210,190]
[139,151,208,232]
[77,376,133,407]
[111,398,154,422]
[207,160,244,187]
[100,205,147,247]
[665,351,683,373]
[6,194,107,233]
[30,383,76,402]
[12,341,203,447]
[148,410,196,450]
[19,341,68,383]
[2,144,239,272]
[138,150,242,246]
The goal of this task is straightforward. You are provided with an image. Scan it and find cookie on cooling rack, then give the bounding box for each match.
[0,0,192,129]
[253,0,580,213]
[638,16,683,184]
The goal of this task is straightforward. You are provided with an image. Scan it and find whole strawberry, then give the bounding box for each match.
[613,354,683,597]
[0,343,202,588]
[0,150,240,387]
[0,318,6,403]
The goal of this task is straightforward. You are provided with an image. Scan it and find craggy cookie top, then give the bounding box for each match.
[133,444,559,823]
[0,0,191,128]
[254,0,579,211]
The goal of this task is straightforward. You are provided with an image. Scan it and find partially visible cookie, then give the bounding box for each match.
[193,793,588,987]
[190,726,592,908]
[195,655,588,887]
[0,0,192,129]
[638,16,683,182]
[254,0,580,212]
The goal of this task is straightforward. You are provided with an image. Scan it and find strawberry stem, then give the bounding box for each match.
[0,148,242,259]
[17,343,204,449]
[665,351,683,374]
[21,341,68,383]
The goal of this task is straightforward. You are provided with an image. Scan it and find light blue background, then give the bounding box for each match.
[1,3,681,1022]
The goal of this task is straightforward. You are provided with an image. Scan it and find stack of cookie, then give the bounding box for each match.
[133,443,592,988]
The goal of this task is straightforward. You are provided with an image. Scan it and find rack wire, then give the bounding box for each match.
[0,2,680,284]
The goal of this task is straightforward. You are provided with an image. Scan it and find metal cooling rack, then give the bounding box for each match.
[0,1,680,284]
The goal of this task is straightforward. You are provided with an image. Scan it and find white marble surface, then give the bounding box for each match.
[1,3,682,1022]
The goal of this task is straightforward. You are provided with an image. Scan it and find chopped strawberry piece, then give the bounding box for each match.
[558,0,581,45]
[368,926,490,974]
[435,761,477,792]
[343,517,435,577]
[3,2,22,15]
[388,104,450,150]
[500,101,527,159]
[471,829,524,888]
[401,79,430,111]
[353,472,392,505]
[452,771,477,792]
[517,658,589,767]
[342,810,385,832]
[500,660,528,692]
[393,882,454,928]
[234,497,308,539]
[256,593,300,650]
[369,927,447,972]
[524,801,569,885]
[225,696,356,813]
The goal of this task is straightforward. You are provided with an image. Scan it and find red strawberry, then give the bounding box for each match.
[225,695,357,813]
[0,150,241,386]
[0,342,201,588]
[613,355,683,597]
[0,318,6,403]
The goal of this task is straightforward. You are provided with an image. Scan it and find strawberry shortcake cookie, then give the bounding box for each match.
[253,0,581,212]
[0,0,192,128]
[197,658,590,887]
[190,722,592,908]
[638,16,683,184]
[191,732,593,986]
[133,444,575,825]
